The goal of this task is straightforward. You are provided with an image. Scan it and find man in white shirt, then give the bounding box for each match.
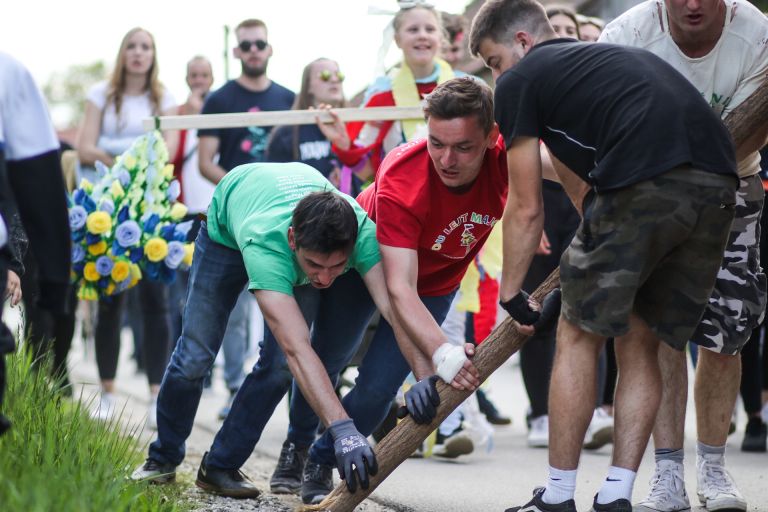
[600,2,768,511]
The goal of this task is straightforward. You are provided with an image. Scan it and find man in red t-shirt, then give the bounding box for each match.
[298,76,508,503]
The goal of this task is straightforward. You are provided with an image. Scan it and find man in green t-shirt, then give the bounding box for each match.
[132,162,478,498]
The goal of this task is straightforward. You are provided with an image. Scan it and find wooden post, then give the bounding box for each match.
[305,78,768,512]
[303,270,560,512]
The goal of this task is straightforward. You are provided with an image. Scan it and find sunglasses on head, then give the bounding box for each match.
[318,70,345,82]
[238,39,268,52]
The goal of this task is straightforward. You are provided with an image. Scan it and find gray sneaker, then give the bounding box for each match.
[130,458,177,484]
[270,439,308,494]
[301,460,333,505]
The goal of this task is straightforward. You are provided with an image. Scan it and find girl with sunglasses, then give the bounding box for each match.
[317,2,463,183]
[267,58,363,195]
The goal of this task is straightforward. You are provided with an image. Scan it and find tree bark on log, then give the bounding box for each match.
[304,77,768,512]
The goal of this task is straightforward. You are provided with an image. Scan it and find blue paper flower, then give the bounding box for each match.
[95,255,114,276]
[128,247,144,263]
[164,241,186,269]
[115,220,141,247]
[99,197,115,215]
[86,232,102,245]
[167,180,181,202]
[72,244,86,263]
[117,169,131,187]
[117,205,130,224]
[174,220,194,241]
[145,261,161,281]
[143,213,160,233]
[160,224,176,241]
[69,205,88,230]
[95,160,110,178]
[82,194,96,213]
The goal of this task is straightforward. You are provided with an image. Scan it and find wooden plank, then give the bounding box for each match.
[141,106,425,131]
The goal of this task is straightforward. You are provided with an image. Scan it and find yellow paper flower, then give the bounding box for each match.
[183,243,194,266]
[170,202,188,221]
[84,262,100,282]
[111,260,131,282]
[110,180,125,199]
[123,154,137,169]
[163,164,175,179]
[80,178,93,194]
[86,211,112,235]
[105,283,116,296]
[88,240,107,256]
[130,263,142,286]
[78,285,98,301]
[145,237,169,262]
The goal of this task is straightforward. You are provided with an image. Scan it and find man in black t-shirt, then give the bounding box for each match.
[468,1,739,511]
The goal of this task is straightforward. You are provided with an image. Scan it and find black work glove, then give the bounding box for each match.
[402,375,440,424]
[328,418,378,492]
[500,290,540,325]
[532,288,561,332]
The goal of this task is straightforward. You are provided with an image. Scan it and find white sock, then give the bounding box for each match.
[542,466,577,504]
[596,466,636,504]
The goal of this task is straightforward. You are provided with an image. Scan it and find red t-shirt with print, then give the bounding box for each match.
[357,137,508,296]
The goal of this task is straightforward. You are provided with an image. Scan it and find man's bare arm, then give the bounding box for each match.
[198,135,228,185]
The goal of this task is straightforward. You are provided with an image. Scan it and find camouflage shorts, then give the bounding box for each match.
[560,167,737,350]
[690,174,766,354]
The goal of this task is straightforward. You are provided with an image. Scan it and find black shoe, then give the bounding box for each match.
[195,451,260,499]
[505,487,577,512]
[301,460,333,505]
[588,495,632,512]
[130,458,177,483]
[741,416,767,453]
[0,414,11,437]
[270,439,309,494]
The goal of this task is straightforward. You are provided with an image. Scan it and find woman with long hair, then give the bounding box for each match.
[318,2,462,182]
[76,27,177,427]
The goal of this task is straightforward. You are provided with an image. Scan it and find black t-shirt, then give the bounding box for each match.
[494,39,737,192]
[199,79,295,171]
[267,124,363,196]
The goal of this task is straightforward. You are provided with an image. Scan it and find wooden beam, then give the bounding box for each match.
[303,270,560,512]
[303,77,768,512]
[141,106,424,131]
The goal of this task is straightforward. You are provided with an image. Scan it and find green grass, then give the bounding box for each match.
[0,348,192,512]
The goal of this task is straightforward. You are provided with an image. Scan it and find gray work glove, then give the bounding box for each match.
[328,418,378,492]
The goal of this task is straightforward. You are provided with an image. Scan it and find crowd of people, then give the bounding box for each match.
[1,1,768,511]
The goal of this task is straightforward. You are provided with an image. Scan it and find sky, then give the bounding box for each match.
[1,0,470,128]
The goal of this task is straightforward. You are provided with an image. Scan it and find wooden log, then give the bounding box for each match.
[303,270,561,512]
[141,106,424,131]
[304,77,768,512]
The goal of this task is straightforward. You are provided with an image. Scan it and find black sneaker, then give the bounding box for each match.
[505,487,577,512]
[130,458,177,483]
[195,451,260,499]
[741,416,767,453]
[588,494,633,512]
[301,460,334,505]
[270,439,309,494]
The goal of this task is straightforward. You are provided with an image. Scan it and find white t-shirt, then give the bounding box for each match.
[86,80,176,156]
[600,0,768,177]
[0,52,59,161]
[179,128,215,214]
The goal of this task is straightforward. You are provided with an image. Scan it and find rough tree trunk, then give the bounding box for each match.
[305,78,768,512]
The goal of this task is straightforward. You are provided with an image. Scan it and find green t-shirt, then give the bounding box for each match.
[207,162,380,295]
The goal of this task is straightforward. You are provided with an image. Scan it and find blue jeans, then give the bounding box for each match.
[206,268,379,469]
[149,223,250,465]
[307,292,454,467]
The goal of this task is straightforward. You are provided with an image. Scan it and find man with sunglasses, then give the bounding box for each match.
[197,18,295,419]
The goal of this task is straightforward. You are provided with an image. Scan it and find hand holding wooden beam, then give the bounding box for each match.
[141,106,425,131]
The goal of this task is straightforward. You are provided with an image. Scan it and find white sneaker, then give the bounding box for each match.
[527,415,549,448]
[634,460,691,511]
[146,397,158,430]
[583,407,613,450]
[696,453,747,511]
[90,392,116,422]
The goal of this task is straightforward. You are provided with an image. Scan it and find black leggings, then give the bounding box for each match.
[95,279,171,385]
[520,181,580,417]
